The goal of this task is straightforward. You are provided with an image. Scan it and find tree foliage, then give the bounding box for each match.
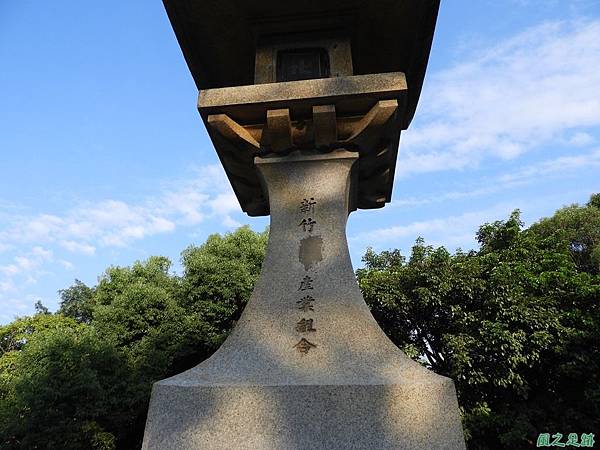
[57,279,95,324]
[529,196,600,274]
[180,225,268,337]
[1,198,598,449]
[0,315,130,449]
[357,197,600,448]
[0,227,267,449]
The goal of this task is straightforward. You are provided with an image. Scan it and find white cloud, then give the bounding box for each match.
[59,260,75,270]
[398,20,600,177]
[0,298,30,320]
[19,214,64,242]
[393,148,600,207]
[0,164,241,322]
[221,215,242,229]
[0,246,53,280]
[60,240,96,255]
[499,148,600,184]
[0,279,17,293]
[0,295,42,323]
[352,204,516,250]
[14,256,38,271]
[100,217,176,247]
[0,164,237,255]
[567,132,595,147]
[161,189,208,225]
[208,193,240,216]
[0,264,20,277]
[31,246,53,260]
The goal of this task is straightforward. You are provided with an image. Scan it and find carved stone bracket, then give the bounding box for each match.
[207,114,260,154]
[207,100,398,155]
[199,72,407,215]
[313,105,338,148]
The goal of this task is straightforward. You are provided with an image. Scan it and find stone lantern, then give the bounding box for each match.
[143,1,466,449]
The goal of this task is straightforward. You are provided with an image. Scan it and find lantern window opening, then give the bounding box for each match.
[276,47,331,82]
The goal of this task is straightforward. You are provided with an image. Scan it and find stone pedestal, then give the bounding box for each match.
[142,151,466,449]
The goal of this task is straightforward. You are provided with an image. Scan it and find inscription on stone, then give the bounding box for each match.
[300,197,317,214]
[294,196,320,355]
[294,338,317,355]
[297,295,315,312]
[296,318,317,333]
[298,275,314,291]
[299,218,316,233]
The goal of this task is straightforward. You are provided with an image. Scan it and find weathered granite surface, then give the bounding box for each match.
[198,72,407,120]
[142,150,466,449]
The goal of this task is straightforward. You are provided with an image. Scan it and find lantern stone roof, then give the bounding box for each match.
[163,0,440,128]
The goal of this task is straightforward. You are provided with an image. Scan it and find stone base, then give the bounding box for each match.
[143,376,464,450]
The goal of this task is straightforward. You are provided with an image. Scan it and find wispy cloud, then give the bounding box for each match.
[0,164,238,255]
[398,20,600,177]
[566,132,595,147]
[0,246,53,278]
[58,260,74,271]
[0,164,242,317]
[0,296,41,323]
[60,240,97,255]
[394,148,600,207]
[498,148,600,184]
[0,247,54,312]
[352,204,514,250]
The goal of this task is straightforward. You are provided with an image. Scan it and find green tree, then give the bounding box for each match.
[90,256,213,448]
[0,315,130,450]
[529,195,600,274]
[58,279,95,324]
[3,200,597,449]
[33,300,49,315]
[180,225,268,340]
[92,256,220,377]
[357,199,600,449]
[0,227,269,449]
[0,313,78,355]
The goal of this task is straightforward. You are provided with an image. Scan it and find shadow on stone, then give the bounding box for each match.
[142,151,465,449]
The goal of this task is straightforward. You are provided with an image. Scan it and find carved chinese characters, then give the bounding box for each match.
[293,198,321,355]
[295,318,316,333]
[298,218,316,233]
[293,338,316,354]
[297,295,315,312]
[298,276,314,291]
[300,197,316,214]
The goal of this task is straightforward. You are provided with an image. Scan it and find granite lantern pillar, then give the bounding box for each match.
[143,1,466,449]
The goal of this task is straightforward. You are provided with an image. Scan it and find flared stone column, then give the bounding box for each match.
[142,150,466,450]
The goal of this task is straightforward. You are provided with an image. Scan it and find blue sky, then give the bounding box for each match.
[1,0,599,323]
